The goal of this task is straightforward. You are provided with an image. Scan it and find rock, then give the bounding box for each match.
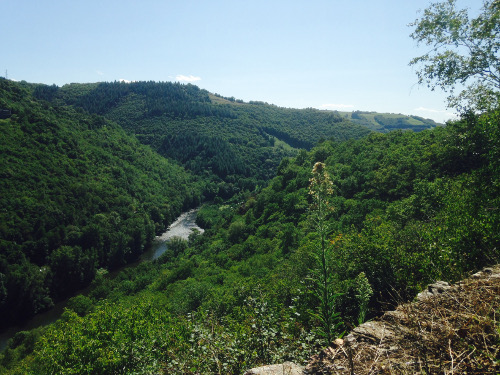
[483,267,493,274]
[348,320,395,344]
[471,271,483,279]
[244,361,304,375]
[475,265,500,279]
[383,309,406,322]
[429,280,451,293]
[417,280,451,300]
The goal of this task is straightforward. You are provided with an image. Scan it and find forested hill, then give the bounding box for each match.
[338,110,441,132]
[40,81,372,194]
[1,107,497,374]
[0,78,203,327]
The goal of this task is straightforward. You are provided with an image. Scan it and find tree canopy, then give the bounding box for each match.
[410,0,500,112]
[0,78,203,327]
[50,81,373,196]
[3,108,499,373]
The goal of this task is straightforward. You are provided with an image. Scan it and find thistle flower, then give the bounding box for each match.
[309,162,334,211]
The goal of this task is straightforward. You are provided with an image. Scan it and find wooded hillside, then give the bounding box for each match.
[0,78,203,327]
[1,97,497,373]
[52,81,371,194]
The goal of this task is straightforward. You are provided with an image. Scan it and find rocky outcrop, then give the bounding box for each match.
[305,265,500,374]
[416,280,452,300]
[244,361,305,375]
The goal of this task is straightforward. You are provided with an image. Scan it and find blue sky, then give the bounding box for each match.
[2,0,482,123]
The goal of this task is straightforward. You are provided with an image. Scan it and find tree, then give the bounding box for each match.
[409,0,500,112]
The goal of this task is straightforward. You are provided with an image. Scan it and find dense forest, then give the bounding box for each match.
[0,77,373,331]
[1,0,499,367]
[1,82,498,371]
[33,81,442,195]
[48,80,372,194]
[0,78,205,328]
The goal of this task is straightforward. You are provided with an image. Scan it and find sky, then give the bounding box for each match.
[2,0,483,123]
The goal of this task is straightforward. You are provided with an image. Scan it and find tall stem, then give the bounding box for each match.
[309,161,339,344]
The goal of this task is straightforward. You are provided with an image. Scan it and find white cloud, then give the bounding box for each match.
[119,78,132,83]
[318,103,355,110]
[175,74,201,82]
[96,70,104,76]
[414,106,449,114]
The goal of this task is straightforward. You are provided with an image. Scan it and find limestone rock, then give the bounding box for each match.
[348,320,395,344]
[416,280,452,300]
[244,361,304,375]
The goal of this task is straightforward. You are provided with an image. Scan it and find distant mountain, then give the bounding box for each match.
[46,81,371,194]
[337,110,441,132]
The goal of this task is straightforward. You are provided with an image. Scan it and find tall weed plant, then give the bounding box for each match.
[308,162,343,344]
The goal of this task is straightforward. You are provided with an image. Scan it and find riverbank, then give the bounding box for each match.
[0,209,203,351]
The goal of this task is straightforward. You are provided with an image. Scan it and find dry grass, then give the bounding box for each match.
[306,266,500,374]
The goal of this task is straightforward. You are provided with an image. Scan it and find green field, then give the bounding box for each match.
[337,110,441,132]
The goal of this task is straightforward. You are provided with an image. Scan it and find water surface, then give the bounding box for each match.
[0,209,203,351]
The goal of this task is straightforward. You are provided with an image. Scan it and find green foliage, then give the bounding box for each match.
[26,298,172,374]
[166,237,189,258]
[66,295,93,317]
[0,78,203,327]
[341,110,440,131]
[55,81,370,196]
[409,0,500,112]
[0,327,45,372]
[1,74,499,373]
[307,162,343,344]
[354,272,373,325]
[3,109,499,373]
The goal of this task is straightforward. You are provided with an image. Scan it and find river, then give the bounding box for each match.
[0,209,203,351]
[140,209,204,261]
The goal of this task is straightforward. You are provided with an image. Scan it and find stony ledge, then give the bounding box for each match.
[244,361,305,375]
[244,265,500,375]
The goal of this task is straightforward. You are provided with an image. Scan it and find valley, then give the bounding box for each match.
[0,207,203,351]
[0,77,498,374]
